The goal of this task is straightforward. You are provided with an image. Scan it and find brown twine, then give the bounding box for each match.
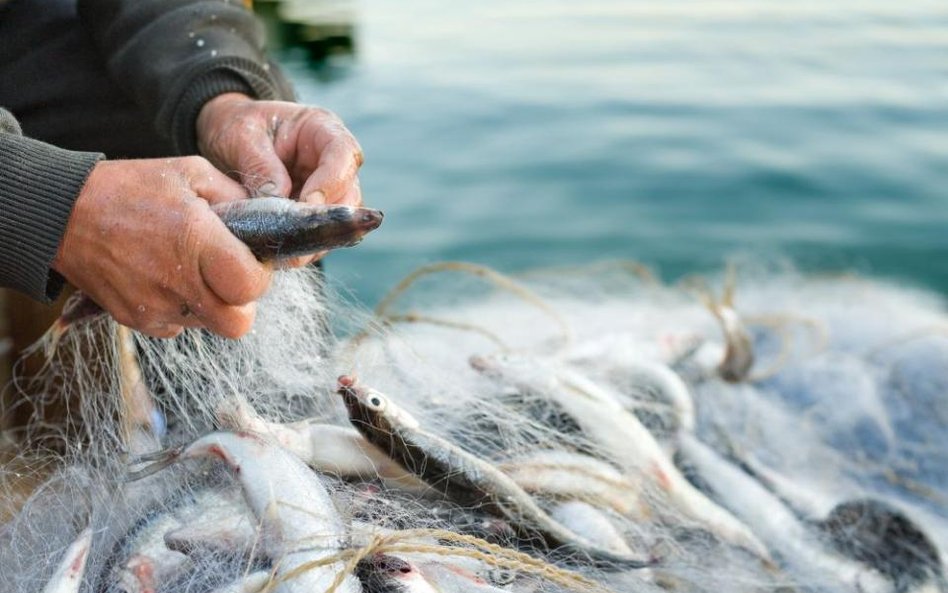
[270,527,617,593]
[373,261,573,346]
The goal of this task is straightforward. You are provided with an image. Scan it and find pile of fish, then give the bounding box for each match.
[2,210,947,593]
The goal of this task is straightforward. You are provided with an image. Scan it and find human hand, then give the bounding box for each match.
[195,93,365,265]
[52,158,272,339]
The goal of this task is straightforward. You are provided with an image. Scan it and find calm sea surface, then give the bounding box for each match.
[274,0,948,305]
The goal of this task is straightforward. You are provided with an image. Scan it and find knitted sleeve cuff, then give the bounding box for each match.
[0,133,103,302]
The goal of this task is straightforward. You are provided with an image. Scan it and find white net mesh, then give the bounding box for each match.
[1,261,945,593]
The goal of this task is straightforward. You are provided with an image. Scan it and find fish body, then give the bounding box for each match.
[678,432,888,592]
[116,325,164,455]
[43,527,93,593]
[174,431,360,593]
[163,508,261,560]
[212,197,383,260]
[732,449,946,592]
[208,571,271,593]
[549,501,636,557]
[337,376,655,569]
[106,512,191,593]
[816,499,945,593]
[498,450,645,518]
[470,352,770,562]
[217,398,427,492]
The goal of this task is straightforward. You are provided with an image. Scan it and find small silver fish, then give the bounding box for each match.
[43,527,93,593]
[337,376,655,570]
[130,431,360,593]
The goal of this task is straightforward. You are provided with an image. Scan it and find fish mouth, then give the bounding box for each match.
[355,208,384,231]
[337,375,368,421]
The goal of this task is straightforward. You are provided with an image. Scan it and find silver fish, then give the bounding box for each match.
[131,431,360,593]
[337,376,655,570]
[43,527,93,593]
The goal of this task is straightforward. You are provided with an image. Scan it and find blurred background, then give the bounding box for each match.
[258,0,948,305]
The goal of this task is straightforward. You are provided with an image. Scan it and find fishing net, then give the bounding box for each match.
[1,260,945,593]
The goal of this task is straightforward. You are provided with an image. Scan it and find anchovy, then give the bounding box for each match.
[469,352,771,562]
[41,197,383,349]
[131,431,360,593]
[337,376,656,569]
[43,527,93,593]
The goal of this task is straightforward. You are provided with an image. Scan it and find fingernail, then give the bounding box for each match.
[255,181,278,198]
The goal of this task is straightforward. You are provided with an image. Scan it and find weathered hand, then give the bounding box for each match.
[196,93,365,266]
[52,158,272,339]
[196,93,363,205]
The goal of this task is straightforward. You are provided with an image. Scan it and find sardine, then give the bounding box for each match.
[43,527,92,593]
[470,352,770,562]
[549,501,637,557]
[132,431,360,593]
[337,376,656,569]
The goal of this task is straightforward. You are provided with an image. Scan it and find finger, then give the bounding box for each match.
[192,300,258,340]
[236,140,294,198]
[193,211,273,307]
[176,276,259,339]
[189,158,251,205]
[299,135,363,204]
[282,252,322,269]
[335,177,363,208]
[138,323,184,339]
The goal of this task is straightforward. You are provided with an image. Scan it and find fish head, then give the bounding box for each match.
[306,205,384,246]
[337,376,420,436]
[357,553,438,593]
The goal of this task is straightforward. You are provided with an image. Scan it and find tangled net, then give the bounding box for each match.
[1,260,946,593]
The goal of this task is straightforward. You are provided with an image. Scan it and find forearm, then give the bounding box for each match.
[0,108,102,301]
[76,0,294,155]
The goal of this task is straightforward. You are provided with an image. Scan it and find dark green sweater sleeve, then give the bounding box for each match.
[76,0,295,155]
[0,108,102,302]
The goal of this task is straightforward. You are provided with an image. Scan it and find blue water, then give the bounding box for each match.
[277,0,948,305]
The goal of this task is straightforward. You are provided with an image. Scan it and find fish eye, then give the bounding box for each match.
[488,568,515,585]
